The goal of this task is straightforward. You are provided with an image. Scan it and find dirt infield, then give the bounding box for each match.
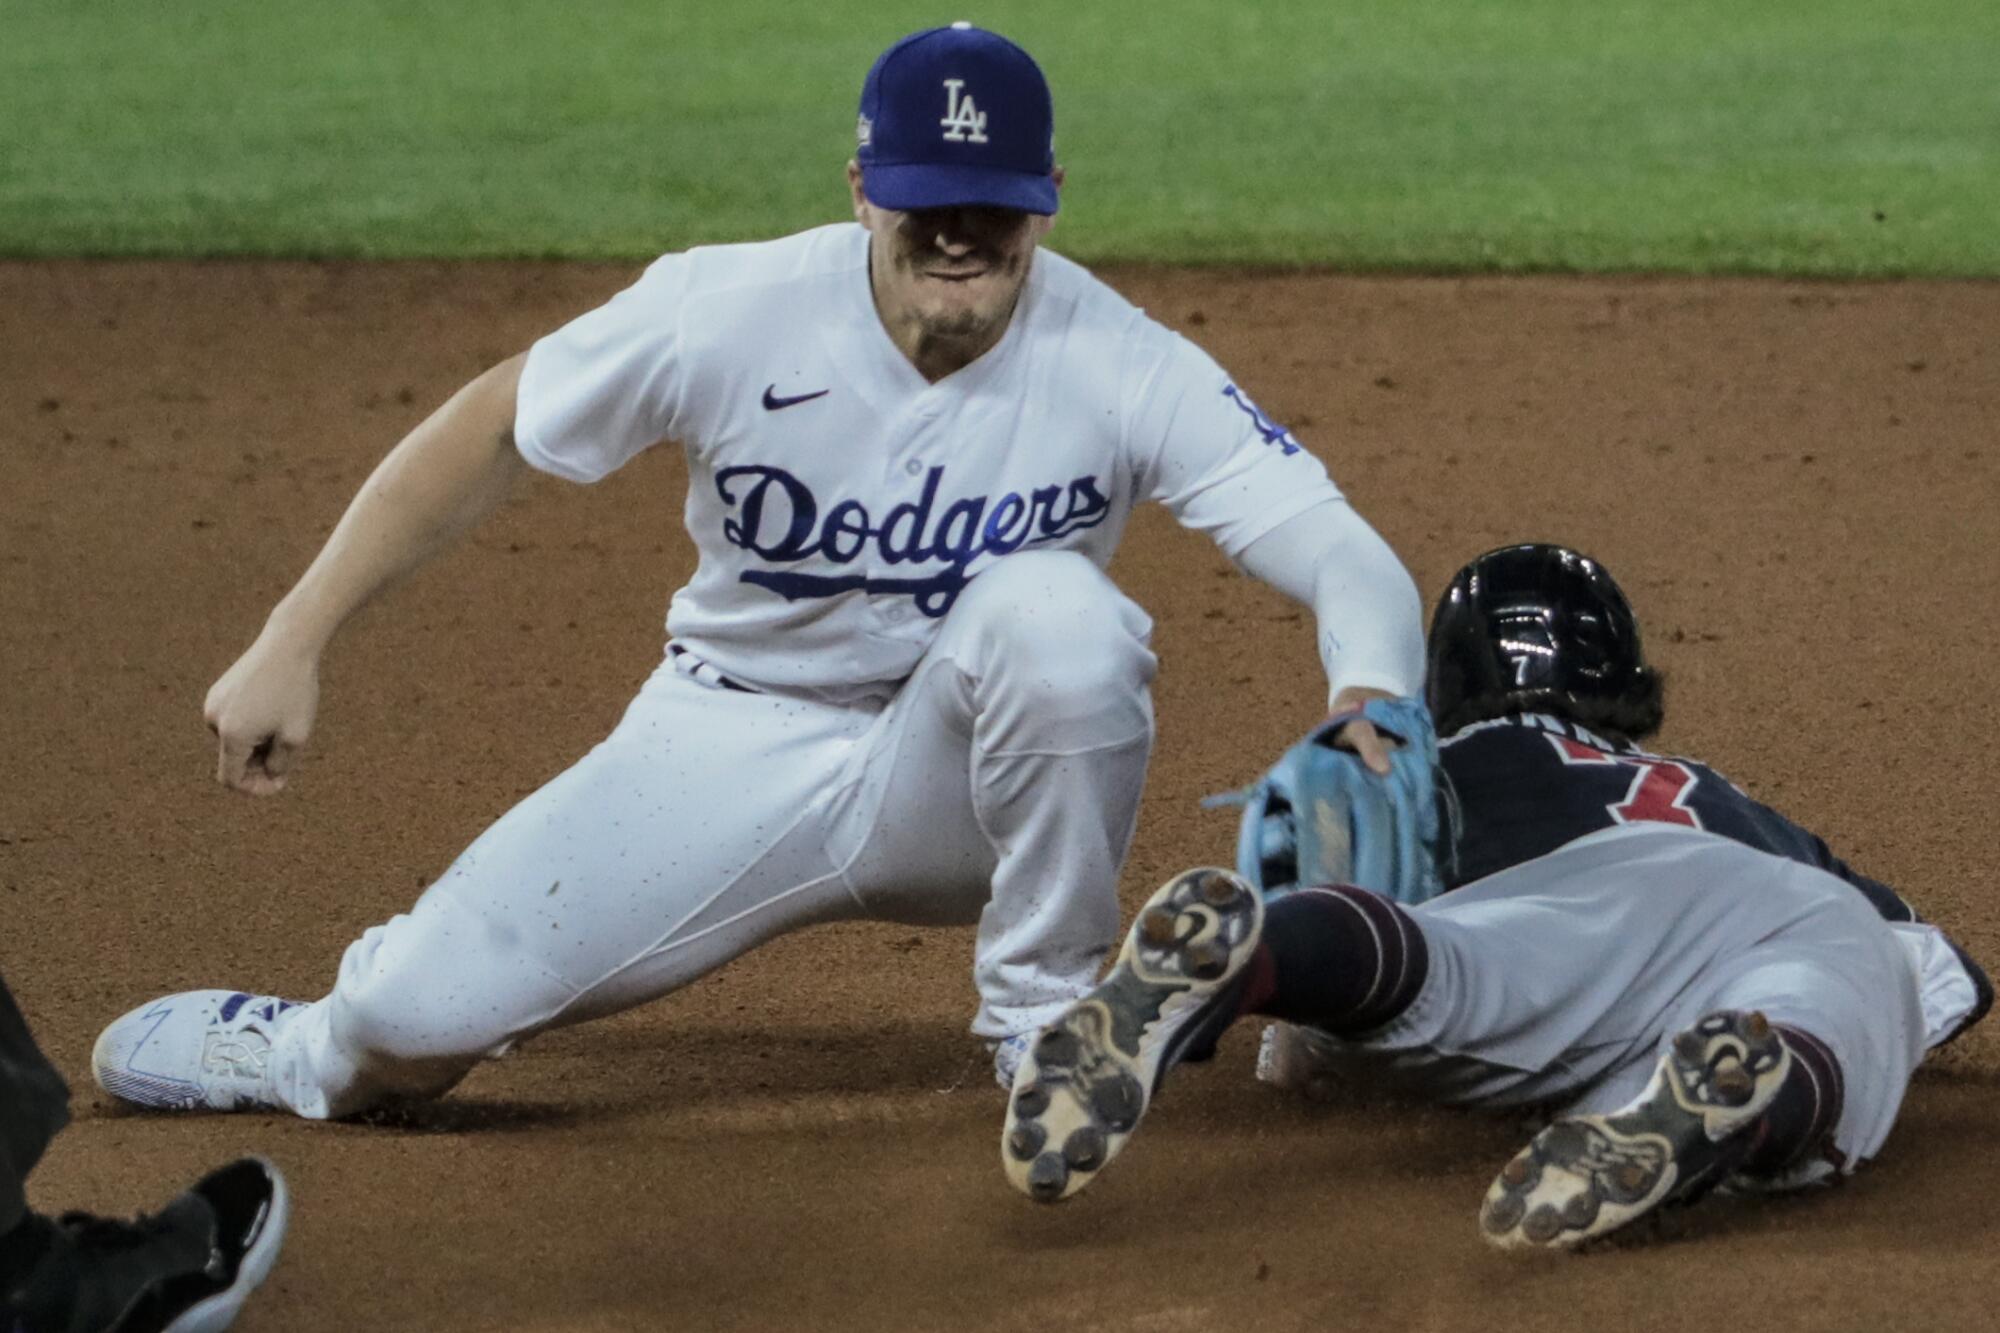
[4,259,1997,1332]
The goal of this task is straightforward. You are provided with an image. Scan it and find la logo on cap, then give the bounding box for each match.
[855,22,1059,215]
[941,79,989,143]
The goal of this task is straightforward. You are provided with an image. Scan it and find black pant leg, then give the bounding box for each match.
[0,969,71,1232]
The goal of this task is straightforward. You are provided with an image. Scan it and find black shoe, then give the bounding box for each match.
[4,1158,289,1333]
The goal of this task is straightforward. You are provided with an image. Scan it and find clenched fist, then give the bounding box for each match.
[203,634,320,796]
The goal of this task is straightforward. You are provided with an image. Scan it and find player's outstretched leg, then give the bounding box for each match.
[1001,867,1262,1204]
[1480,1009,1790,1250]
[92,992,307,1113]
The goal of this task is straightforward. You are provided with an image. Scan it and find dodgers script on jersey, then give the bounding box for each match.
[515,223,1340,696]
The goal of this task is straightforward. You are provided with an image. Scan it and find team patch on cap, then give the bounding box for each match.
[940,79,989,143]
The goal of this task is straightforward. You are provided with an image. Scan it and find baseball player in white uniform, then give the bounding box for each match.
[91,24,1424,1124]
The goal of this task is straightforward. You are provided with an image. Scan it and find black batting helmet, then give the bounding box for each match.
[1425,544,1663,741]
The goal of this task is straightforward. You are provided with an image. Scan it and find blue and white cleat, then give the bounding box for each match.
[1481,1008,1793,1249]
[93,990,306,1113]
[1001,867,1263,1203]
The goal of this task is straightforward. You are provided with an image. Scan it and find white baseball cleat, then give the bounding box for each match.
[93,991,307,1113]
[1001,867,1263,1203]
[1480,1008,1792,1250]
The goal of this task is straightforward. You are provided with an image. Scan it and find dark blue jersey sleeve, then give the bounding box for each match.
[1438,714,1914,923]
[1703,786,1916,923]
[1436,712,1989,1046]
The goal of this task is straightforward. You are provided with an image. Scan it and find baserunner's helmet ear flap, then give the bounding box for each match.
[1425,543,1662,741]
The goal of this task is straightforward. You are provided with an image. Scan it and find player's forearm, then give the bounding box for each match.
[263,356,527,654]
[1235,499,1425,707]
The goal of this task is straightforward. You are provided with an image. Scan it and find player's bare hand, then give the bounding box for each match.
[203,635,321,796]
[1328,685,1401,776]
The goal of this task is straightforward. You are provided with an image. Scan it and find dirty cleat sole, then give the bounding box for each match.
[1001,867,1262,1204]
[1481,1008,1791,1250]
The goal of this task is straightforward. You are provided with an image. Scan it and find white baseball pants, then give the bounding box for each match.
[267,551,1156,1119]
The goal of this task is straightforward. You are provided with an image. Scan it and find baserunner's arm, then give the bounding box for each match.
[204,354,528,796]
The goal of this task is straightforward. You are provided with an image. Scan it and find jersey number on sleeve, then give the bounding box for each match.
[1550,737,1703,829]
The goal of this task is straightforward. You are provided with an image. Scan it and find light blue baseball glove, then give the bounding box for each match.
[1216,697,1457,907]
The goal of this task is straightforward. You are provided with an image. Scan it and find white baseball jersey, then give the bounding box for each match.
[99,228,1416,1128]
[515,223,1345,696]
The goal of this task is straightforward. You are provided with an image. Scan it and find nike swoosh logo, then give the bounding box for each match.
[762,385,831,411]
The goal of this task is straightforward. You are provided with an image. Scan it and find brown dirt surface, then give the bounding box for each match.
[4,258,1997,1332]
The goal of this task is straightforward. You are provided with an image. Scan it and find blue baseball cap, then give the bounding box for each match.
[856,23,1058,216]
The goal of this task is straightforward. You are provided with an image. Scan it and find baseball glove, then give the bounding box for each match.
[1215,696,1457,906]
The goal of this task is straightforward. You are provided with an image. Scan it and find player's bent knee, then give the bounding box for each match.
[930,553,1157,744]
[960,550,1124,618]
[955,552,1154,677]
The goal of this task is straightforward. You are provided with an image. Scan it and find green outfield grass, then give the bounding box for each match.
[5,1,1998,274]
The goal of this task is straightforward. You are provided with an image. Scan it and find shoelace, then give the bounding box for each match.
[204,1003,300,1077]
[203,1034,271,1077]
